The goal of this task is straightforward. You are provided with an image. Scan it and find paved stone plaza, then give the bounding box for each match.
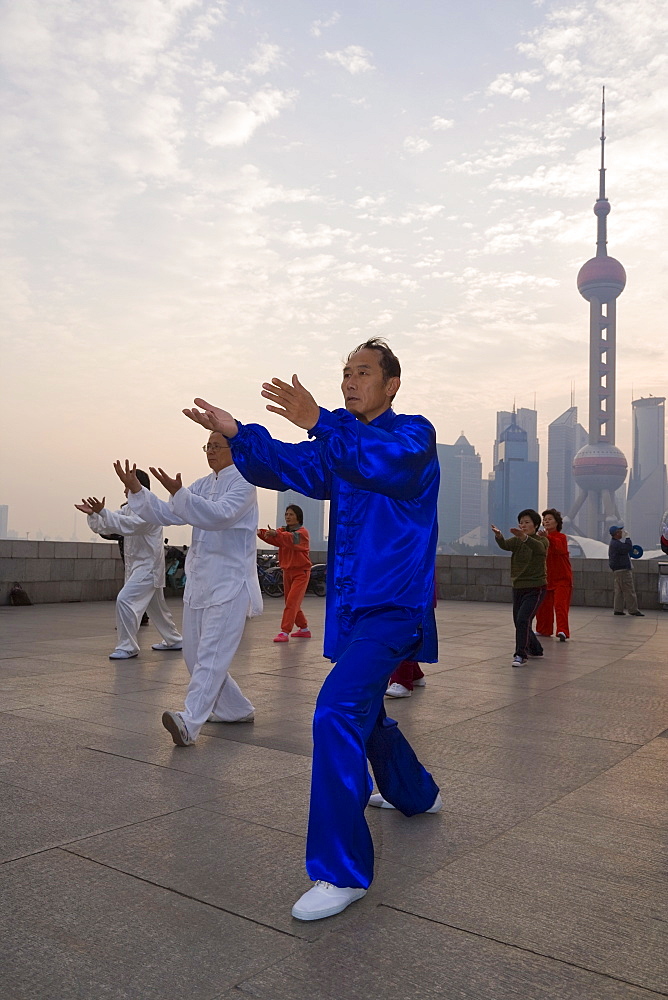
[1,596,667,999]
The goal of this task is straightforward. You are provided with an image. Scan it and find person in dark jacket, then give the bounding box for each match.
[608,526,644,616]
[492,509,549,667]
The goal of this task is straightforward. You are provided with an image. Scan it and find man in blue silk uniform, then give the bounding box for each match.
[184,339,441,921]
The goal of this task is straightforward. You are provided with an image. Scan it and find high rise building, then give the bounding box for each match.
[436,436,482,548]
[494,408,539,465]
[570,91,628,539]
[489,411,539,534]
[275,490,325,549]
[626,397,667,548]
[0,505,7,539]
[547,407,588,515]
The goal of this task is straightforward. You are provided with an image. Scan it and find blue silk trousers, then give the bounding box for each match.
[305,611,440,889]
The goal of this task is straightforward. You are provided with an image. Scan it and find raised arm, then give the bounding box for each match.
[126,486,188,527]
[171,475,257,530]
[88,507,157,536]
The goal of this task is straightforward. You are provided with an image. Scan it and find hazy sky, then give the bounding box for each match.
[2,0,667,543]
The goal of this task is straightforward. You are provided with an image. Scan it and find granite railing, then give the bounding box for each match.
[1,541,665,609]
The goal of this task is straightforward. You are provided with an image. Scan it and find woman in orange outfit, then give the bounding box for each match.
[535,508,572,641]
[257,504,311,643]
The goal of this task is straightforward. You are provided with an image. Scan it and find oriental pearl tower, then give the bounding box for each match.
[569,89,628,540]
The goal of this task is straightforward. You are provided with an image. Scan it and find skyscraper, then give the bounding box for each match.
[547,407,588,515]
[626,397,667,548]
[489,411,539,533]
[494,408,539,465]
[275,490,325,549]
[436,436,482,548]
[0,505,7,539]
[570,91,628,539]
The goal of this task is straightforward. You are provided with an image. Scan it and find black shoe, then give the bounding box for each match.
[629,611,645,617]
[528,651,543,657]
[140,613,149,626]
[614,612,625,616]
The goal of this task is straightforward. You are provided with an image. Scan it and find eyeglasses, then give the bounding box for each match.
[202,443,229,453]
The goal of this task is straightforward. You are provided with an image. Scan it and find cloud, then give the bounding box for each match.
[310,12,340,37]
[403,136,431,155]
[202,87,296,146]
[322,45,375,74]
[487,70,543,102]
[246,42,282,75]
[431,116,454,130]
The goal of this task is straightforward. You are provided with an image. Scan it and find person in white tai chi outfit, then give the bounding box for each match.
[113,431,262,746]
[75,470,182,660]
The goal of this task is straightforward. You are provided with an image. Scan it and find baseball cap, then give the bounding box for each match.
[609,525,624,535]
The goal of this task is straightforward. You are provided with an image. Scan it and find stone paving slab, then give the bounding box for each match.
[1,598,666,998]
[1,849,294,1000]
[220,907,664,1000]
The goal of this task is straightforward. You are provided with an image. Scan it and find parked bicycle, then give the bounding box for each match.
[257,552,284,597]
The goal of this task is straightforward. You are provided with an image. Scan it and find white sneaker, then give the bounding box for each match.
[385,683,412,698]
[413,677,426,687]
[151,640,183,651]
[291,881,367,921]
[511,655,527,667]
[109,649,138,660]
[161,710,195,747]
[367,792,442,813]
[206,712,255,723]
[556,632,567,642]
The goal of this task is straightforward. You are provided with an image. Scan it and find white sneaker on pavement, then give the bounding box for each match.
[206,712,255,723]
[109,649,138,660]
[151,640,183,651]
[291,881,367,921]
[385,682,412,698]
[413,677,426,687]
[367,791,442,813]
[511,655,527,667]
[161,711,195,747]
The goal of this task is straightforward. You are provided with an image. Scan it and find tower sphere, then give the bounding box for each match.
[577,255,626,302]
[572,443,627,493]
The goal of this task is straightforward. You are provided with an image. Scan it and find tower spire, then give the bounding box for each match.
[596,86,609,257]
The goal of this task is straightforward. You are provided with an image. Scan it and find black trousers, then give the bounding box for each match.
[512,586,546,658]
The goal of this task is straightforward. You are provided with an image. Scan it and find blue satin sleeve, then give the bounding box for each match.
[310,408,438,501]
[230,421,332,500]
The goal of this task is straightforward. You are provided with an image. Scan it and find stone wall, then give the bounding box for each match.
[0,540,124,605]
[2,541,665,609]
[435,553,666,610]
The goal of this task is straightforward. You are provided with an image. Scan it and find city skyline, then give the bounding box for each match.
[2,1,667,542]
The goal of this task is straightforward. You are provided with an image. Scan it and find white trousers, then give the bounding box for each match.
[115,576,182,655]
[181,587,254,738]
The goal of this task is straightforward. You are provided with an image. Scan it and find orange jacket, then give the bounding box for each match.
[257,525,311,571]
[545,531,572,586]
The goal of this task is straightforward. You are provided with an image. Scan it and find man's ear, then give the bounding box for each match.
[385,376,400,398]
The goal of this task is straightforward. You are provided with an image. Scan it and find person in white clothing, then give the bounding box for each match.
[113,431,262,746]
[75,470,182,660]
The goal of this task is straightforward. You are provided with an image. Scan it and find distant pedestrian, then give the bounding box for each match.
[492,509,548,667]
[535,508,572,641]
[257,504,312,642]
[608,526,644,616]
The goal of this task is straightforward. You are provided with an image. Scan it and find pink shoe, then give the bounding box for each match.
[291,628,312,638]
[273,632,289,643]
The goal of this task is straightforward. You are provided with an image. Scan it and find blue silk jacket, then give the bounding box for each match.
[230,406,439,663]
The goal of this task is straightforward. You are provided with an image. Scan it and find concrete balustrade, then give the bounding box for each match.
[1,540,665,609]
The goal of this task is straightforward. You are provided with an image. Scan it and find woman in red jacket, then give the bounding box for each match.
[258,504,311,643]
[535,508,572,641]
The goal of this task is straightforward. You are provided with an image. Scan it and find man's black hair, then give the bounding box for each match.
[347,338,401,382]
[517,508,541,529]
[286,504,304,526]
[136,469,150,491]
[542,507,563,531]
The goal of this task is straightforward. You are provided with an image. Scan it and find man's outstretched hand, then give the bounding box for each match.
[261,375,320,430]
[113,460,143,494]
[183,400,238,438]
[150,467,183,497]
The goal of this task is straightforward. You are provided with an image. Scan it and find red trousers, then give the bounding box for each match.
[388,659,424,691]
[281,567,310,634]
[534,582,572,638]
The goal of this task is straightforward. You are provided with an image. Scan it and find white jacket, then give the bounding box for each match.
[127,466,262,615]
[88,506,165,588]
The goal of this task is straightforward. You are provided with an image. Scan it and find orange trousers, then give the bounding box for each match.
[534,581,572,638]
[281,567,310,634]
